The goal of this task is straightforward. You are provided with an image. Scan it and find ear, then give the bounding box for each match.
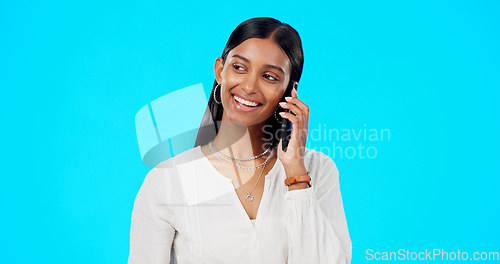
[214,57,224,84]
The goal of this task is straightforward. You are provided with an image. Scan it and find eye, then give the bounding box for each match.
[232,63,245,71]
[263,73,279,82]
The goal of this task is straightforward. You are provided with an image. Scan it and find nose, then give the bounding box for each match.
[241,73,260,94]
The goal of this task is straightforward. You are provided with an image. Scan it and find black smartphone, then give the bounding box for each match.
[279,82,298,152]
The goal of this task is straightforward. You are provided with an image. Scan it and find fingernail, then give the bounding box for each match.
[279,102,286,106]
[279,112,285,116]
[285,97,292,101]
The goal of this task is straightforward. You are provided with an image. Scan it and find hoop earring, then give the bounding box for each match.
[274,107,282,123]
[213,84,222,104]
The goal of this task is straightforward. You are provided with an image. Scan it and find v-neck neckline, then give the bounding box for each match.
[195,145,281,229]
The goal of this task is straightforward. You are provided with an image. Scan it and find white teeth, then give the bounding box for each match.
[234,95,259,107]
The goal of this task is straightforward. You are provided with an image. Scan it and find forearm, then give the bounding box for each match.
[284,165,310,191]
[280,186,350,264]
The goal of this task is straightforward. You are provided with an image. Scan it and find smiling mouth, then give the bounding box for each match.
[233,94,263,107]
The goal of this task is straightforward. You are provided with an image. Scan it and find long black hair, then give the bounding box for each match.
[194,17,304,149]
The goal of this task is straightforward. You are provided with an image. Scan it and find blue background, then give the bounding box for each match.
[1,0,498,263]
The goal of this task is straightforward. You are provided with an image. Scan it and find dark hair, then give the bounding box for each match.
[194,17,304,149]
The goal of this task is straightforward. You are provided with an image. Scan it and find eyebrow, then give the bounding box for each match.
[231,54,285,75]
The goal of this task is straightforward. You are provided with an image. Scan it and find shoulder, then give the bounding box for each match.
[303,147,340,188]
[155,146,200,169]
[137,147,200,203]
[143,146,200,186]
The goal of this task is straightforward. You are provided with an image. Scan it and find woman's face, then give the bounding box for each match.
[214,37,292,127]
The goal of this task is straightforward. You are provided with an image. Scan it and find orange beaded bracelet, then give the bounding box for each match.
[284,171,311,187]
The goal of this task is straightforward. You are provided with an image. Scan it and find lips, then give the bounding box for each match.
[231,94,263,112]
[233,94,263,106]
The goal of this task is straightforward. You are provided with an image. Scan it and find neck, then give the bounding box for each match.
[213,120,273,159]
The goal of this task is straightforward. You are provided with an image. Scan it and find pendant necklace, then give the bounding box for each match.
[208,140,274,202]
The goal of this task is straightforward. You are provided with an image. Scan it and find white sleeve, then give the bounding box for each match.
[280,154,352,264]
[128,167,176,264]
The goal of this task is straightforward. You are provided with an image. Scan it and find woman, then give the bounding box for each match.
[129,17,352,264]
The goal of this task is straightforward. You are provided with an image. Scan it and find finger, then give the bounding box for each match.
[279,101,304,128]
[285,97,309,130]
[279,102,307,141]
[279,111,300,142]
[277,136,283,157]
[292,87,298,98]
[289,87,308,150]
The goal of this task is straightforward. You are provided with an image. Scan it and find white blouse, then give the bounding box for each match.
[128,145,352,264]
